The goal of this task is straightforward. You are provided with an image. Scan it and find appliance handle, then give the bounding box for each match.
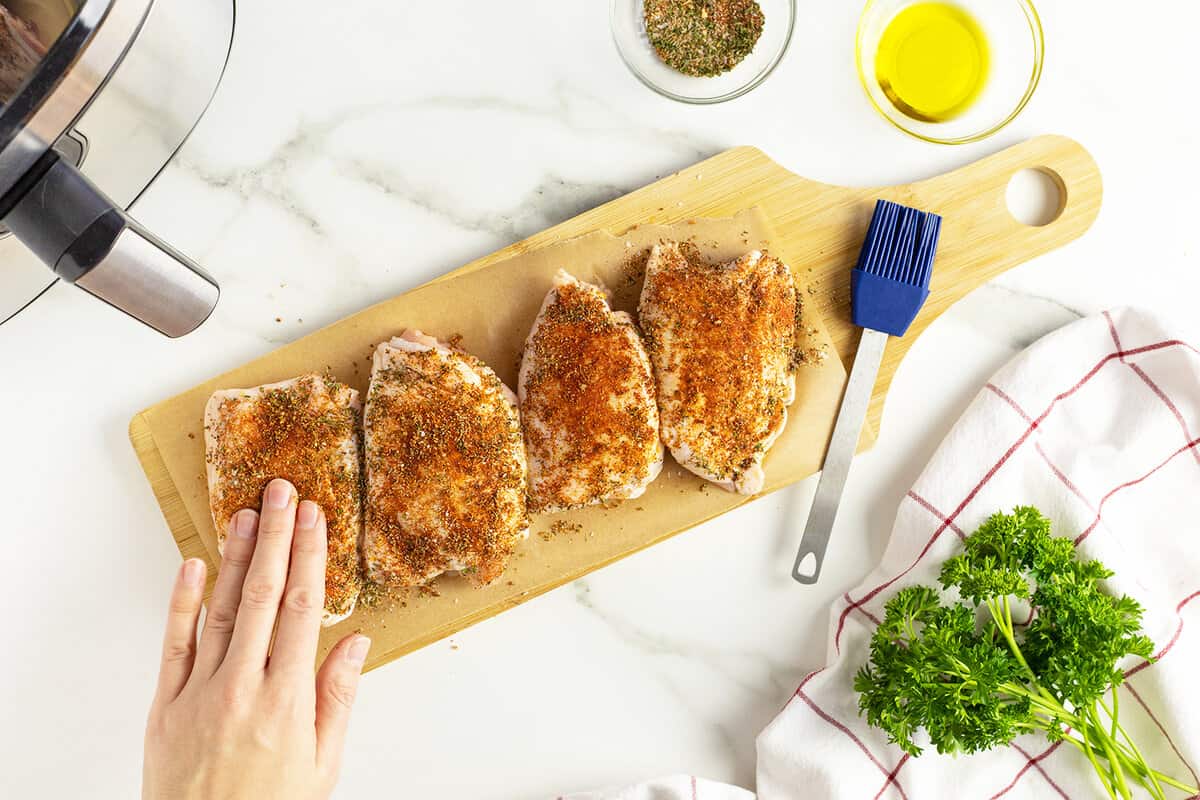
[0,152,218,337]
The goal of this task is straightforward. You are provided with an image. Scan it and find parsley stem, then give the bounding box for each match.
[1074,723,1120,800]
[1089,705,1133,799]
[1099,694,1167,799]
[989,597,1062,710]
[1061,709,1193,800]
[1110,686,1120,741]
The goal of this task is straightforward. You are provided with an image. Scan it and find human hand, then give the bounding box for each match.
[143,478,370,800]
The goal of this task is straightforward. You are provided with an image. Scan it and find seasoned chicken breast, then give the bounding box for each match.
[363,331,529,587]
[204,374,362,625]
[518,270,663,512]
[638,243,797,495]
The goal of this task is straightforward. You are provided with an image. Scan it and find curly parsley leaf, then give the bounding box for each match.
[855,507,1189,800]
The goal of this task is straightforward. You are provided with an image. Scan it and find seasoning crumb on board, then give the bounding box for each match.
[539,520,584,541]
[274,317,282,323]
[357,579,385,609]
[187,432,195,440]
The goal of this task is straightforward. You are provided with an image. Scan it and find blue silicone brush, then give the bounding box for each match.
[792,199,942,584]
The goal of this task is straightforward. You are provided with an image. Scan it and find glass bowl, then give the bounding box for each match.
[856,0,1043,144]
[611,0,796,104]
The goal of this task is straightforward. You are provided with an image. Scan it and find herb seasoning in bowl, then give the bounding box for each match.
[644,0,765,77]
[612,0,795,104]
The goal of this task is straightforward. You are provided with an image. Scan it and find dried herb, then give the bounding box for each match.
[644,0,765,78]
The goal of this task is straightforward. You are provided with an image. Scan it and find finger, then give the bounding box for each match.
[154,559,206,705]
[315,634,370,771]
[269,501,327,675]
[194,509,258,677]
[223,478,298,671]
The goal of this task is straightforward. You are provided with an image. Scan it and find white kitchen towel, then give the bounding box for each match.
[563,307,1200,800]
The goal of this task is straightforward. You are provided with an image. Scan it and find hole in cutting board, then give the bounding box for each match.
[1006,168,1066,227]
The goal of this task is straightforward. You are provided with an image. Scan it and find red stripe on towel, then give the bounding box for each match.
[1074,437,1200,544]
[1123,681,1200,791]
[794,688,909,800]
[987,741,1065,799]
[907,490,965,538]
[1010,743,1070,799]
[1105,311,1200,466]
[872,753,910,800]
[1126,589,1200,678]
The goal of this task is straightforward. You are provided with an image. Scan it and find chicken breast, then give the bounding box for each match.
[204,374,362,625]
[518,270,663,512]
[638,243,797,495]
[363,331,528,586]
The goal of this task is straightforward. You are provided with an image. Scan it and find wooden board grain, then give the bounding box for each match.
[130,135,1101,668]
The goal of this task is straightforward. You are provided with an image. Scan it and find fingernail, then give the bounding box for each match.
[297,500,319,528]
[234,509,258,539]
[182,558,205,587]
[264,479,294,509]
[346,636,371,666]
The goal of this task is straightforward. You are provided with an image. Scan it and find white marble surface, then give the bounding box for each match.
[2,2,1199,798]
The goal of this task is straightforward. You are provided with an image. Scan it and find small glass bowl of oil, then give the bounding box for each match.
[856,0,1043,144]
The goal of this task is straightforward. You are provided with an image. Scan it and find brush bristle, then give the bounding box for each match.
[855,199,942,288]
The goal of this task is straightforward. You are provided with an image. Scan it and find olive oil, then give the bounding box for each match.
[874,2,989,123]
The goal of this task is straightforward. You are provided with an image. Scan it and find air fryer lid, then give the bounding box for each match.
[0,0,115,197]
[0,0,220,337]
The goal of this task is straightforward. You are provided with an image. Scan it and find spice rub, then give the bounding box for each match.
[363,331,528,587]
[638,242,797,495]
[204,374,362,625]
[518,270,663,513]
[643,0,765,77]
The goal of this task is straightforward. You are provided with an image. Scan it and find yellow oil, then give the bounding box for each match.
[874,2,990,123]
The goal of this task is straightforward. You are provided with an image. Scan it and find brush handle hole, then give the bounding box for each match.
[793,552,820,584]
[1006,167,1067,227]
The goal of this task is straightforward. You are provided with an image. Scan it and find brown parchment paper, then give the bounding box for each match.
[137,208,849,671]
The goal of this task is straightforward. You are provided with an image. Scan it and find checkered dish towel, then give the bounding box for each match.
[564,308,1200,800]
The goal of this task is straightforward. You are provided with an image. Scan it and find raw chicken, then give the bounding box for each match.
[204,374,362,625]
[518,270,663,512]
[638,243,797,495]
[363,331,528,587]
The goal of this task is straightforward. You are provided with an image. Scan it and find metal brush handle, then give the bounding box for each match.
[792,328,888,584]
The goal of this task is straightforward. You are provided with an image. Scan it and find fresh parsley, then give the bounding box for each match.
[854,506,1196,800]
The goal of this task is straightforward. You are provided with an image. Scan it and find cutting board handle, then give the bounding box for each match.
[901,134,1103,310]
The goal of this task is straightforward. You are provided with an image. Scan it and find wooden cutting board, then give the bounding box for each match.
[129,135,1101,671]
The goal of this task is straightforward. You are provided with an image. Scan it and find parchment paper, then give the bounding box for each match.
[138,208,849,670]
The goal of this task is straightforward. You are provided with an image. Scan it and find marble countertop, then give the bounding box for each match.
[3,1,1198,797]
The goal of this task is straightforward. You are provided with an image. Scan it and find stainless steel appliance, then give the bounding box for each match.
[0,0,232,336]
